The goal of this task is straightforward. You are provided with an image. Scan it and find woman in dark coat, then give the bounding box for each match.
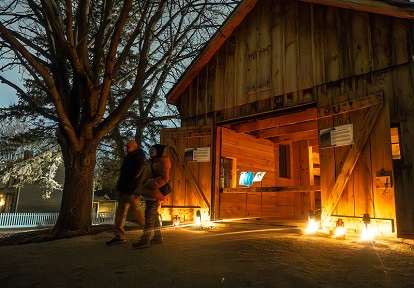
[133,144,171,249]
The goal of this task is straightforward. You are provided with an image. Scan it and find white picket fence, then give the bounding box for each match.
[0,212,115,228]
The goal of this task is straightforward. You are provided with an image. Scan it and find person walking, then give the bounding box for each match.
[133,144,171,249]
[106,140,146,246]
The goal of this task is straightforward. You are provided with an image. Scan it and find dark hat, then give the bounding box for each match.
[151,144,167,158]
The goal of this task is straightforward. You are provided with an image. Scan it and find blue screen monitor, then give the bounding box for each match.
[239,172,254,186]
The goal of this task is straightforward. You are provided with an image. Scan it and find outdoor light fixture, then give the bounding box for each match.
[173,215,180,227]
[334,218,346,239]
[195,210,202,229]
[362,213,370,225]
[306,210,318,234]
[361,213,375,241]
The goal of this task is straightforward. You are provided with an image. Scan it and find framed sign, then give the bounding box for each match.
[320,124,354,148]
[184,147,211,162]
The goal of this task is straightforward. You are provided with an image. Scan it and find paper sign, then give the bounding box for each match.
[320,124,353,148]
[184,147,211,162]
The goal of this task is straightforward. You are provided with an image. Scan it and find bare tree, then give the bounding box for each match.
[0,0,238,238]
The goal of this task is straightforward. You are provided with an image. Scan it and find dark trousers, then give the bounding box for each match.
[113,193,145,239]
[141,200,162,241]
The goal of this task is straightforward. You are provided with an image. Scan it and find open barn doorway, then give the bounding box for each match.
[217,107,321,223]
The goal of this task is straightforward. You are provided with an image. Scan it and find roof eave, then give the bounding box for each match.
[166,0,258,105]
[301,0,414,19]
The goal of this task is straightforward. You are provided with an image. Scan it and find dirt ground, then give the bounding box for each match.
[0,221,413,288]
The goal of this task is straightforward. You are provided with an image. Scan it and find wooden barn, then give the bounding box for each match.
[160,0,414,239]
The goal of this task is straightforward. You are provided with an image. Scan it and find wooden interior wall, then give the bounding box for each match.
[219,191,297,220]
[220,126,292,219]
[221,127,276,187]
[219,127,314,220]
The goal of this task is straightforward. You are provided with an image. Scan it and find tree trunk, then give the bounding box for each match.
[52,143,97,237]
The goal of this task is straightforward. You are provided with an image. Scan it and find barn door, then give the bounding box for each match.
[160,125,214,221]
[319,93,396,235]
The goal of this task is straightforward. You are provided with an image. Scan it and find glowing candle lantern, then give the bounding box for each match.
[306,210,318,234]
[334,218,346,239]
[173,215,180,227]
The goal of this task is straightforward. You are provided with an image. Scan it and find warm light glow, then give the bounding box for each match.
[334,226,346,238]
[360,225,376,241]
[360,213,375,241]
[0,198,4,207]
[306,219,319,234]
[195,210,202,229]
[306,210,318,234]
[205,221,215,228]
[173,215,180,227]
[333,218,345,239]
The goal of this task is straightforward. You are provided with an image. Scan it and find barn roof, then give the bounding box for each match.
[166,0,414,105]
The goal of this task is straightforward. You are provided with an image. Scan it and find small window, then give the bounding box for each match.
[279,144,291,179]
[390,127,401,160]
[220,158,234,188]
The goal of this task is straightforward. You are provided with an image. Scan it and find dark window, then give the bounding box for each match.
[279,144,291,179]
[220,158,233,188]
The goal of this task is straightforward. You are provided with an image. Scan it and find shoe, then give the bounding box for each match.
[106,237,126,246]
[150,236,164,244]
[132,240,150,249]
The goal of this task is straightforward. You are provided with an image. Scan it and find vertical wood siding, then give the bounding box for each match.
[161,126,213,221]
[170,0,414,235]
[176,0,411,122]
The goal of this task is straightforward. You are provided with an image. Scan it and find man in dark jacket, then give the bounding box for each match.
[106,140,146,246]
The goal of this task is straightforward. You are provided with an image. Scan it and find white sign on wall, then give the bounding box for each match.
[320,124,354,148]
[184,147,211,162]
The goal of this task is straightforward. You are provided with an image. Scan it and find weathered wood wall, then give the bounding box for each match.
[176,0,412,125]
[170,0,414,235]
[161,126,213,221]
[394,115,414,238]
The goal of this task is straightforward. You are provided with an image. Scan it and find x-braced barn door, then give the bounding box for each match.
[160,125,214,222]
[318,93,396,235]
